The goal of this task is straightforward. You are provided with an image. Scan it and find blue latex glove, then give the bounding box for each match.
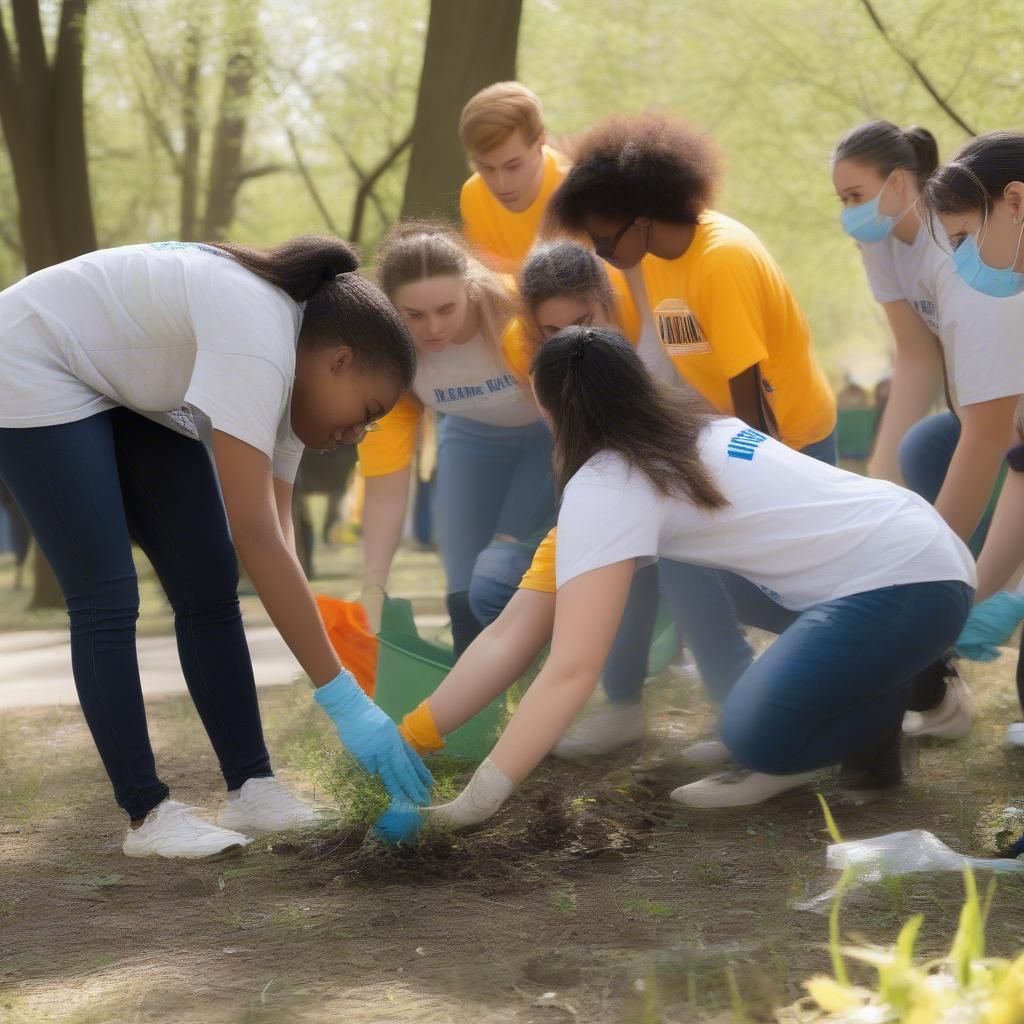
[372,799,424,845]
[955,592,1024,661]
[314,669,433,804]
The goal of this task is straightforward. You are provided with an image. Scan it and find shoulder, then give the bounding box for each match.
[545,145,572,177]
[696,212,767,273]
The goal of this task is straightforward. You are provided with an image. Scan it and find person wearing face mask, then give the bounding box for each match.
[359,221,555,655]
[921,132,1024,749]
[536,117,846,798]
[831,121,979,742]
[459,82,571,274]
[0,236,434,858]
[831,121,949,486]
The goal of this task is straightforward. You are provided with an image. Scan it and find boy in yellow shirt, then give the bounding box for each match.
[459,82,571,274]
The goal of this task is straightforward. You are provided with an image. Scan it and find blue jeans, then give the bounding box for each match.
[436,415,555,651]
[720,580,972,772]
[602,428,837,705]
[898,411,996,557]
[0,408,272,820]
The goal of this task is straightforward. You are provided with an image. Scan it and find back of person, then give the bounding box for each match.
[0,242,300,433]
[640,211,835,451]
[558,416,975,611]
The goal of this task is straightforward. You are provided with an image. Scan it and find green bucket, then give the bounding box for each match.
[373,597,504,761]
[647,600,680,676]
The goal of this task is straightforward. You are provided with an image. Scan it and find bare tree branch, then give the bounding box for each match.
[285,126,339,234]
[857,0,976,136]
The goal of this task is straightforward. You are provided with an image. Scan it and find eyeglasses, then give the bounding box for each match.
[317,419,382,455]
[588,217,636,259]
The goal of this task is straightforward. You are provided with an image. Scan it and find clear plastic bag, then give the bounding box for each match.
[795,829,1024,913]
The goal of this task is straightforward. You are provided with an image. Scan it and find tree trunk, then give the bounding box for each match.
[400,0,522,222]
[0,0,97,609]
[180,19,202,240]
[201,0,258,240]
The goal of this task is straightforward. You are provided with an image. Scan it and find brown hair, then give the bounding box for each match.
[212,235,414,385]
[375,220,516,357]
[531,325,727,509]
[518,240,616,348]
[459,81,544,154]
[548,114,721,231]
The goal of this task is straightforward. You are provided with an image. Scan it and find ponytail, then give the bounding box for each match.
[212,233,415,387]
[212,234,359,302]
[531,326,726,509]
[832,120,939,189]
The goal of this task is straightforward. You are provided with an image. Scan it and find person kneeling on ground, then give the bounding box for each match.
[394,327,974,829]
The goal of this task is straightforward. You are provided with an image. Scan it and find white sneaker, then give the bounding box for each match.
[670,767,817,808]
[1005,722,1024,748]
[666,650,700,681]
[123,800,250,859]
[902,677,975,740]
[680,739,731,769]
[216,777,322,838]
[552,703,647,760]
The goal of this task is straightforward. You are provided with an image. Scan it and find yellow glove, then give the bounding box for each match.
[399,700,445,756]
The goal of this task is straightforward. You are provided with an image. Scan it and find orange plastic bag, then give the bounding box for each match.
[315,594,378,698]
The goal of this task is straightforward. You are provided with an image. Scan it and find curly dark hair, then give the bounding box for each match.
[547,114,721,232]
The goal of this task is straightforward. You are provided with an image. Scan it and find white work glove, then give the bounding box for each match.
[426,757,515,830]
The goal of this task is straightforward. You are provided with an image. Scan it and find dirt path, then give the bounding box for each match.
[3,654,1024,1023]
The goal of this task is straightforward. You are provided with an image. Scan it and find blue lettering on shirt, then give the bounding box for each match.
[432,377,516,403]
[150,241,222,255]
[727,427,769,461]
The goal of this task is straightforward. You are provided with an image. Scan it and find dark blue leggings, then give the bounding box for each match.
[0,408,272,820]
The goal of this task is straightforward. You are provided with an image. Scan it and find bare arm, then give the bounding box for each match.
[868,301,945,483]
[273,477,298,560]
[974,470,1024,601]
[360,467,412,629]
[934,395,1020,542]
[427,588,555,735]
[488,559,636,785]
[213,430,340,686]
[728,365,778,438]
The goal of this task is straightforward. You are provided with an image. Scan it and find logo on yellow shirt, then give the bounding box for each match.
[654,298,710,355]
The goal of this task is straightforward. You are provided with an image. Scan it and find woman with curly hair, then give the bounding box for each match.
[538,116,839,793]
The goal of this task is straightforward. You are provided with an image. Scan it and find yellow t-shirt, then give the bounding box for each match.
[640,210,835,452]
[460,146,571,274]
[358,321,531,478]
[519,527,557,593]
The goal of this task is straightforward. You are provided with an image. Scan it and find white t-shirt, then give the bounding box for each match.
[935,269,1024,411]
[857,226,947,335]
[0,242,305,481]
[859,227,1024,412]
[410,332,540,427]
[555,417,975,609]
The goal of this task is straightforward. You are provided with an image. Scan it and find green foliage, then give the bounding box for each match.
[4,0,1024,379]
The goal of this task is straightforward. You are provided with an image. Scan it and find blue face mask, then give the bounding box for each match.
[953,220,1024,298]
[841,193,894,243]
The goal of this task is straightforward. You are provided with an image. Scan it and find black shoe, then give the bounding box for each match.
[838,726,903,793]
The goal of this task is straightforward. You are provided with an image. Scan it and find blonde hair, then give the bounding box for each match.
[459,81,544,154]
[375,220,516,359]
